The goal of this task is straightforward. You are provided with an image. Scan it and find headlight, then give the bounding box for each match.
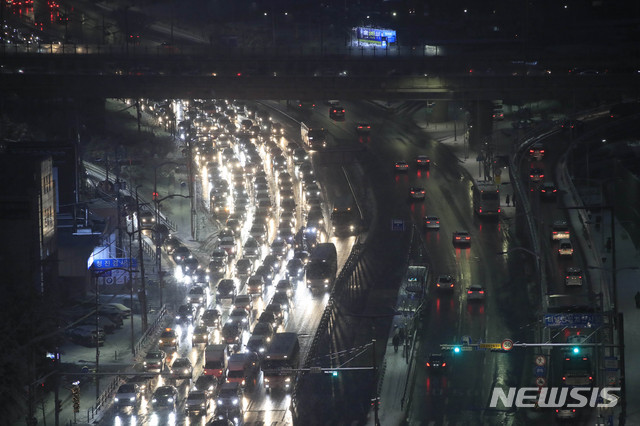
[130,396,135,402]
[152,398,157,403]
[324,279,329,283]
[159,339,163,343]
[232,398,238,405]
[115,397,119,402]
[167,397,174,403]
[264,378,270,383]
[350,225,355,231]
[285,378,291,382]
[143,362,148,366]
[184,369,189,374]
[217,399,223,405]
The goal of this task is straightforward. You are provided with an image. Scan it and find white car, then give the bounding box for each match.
[467,285,486,301]
[409,187,426,201]
[423,216,440,230]
[565,267,583,286]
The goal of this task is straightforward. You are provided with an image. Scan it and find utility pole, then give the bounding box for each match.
[372,338,380,426]
[135,187,148,331]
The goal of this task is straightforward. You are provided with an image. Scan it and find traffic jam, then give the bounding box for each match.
[112,99,342,425]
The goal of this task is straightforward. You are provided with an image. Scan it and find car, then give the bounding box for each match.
[192,325,210,345]
[228,308,251,330]
[193,268,210,285]
[236,258,254,279]
[560,119,584,133]
[552,220,571,241]
[171,357,193,380]
[394,161,409,172]
[250,223,268,243]
[270,238,289,259]
[271,292,293,313]
[409,187,426,201]
[182,256,200,275]
[234,295,254,313]
[143,350,166,373]
[176,304,195,324]
[216,279,238,302]
[264,302,284,323]
[209,248,229,275]
[247,335,269,358]
[293,249,311,264]
[286,258,305,281]
[435,274,455,291]
[452,231,471,246]
[151,385,179,411]
[555,405,577,420]
[255,264,275,286]
[539,181,558,199]
[172,246,192,264]
[528,142,545,160]
[423,216,440,230]
[163,237,182,254]
[251,321,275,343]
[558,239,574,257]
[138,210,156,228]
[158,328,179,351]
[215,382,244,419]
[275,279,295,297]
[115,383,140,408]
[185,389,213,417]
[529,167,545,183]
[201,309,222,329]
[225,218,242,234]
[243,237,262,259]
[194,374,219,393]
[426,353,446,370]
[187,285,207,306]
[565,267,583,286]
[258,311,280,330]
[416,155,431,169]
[355,122,371,135]
[467,284,486,301]
[304,182,321,199]
[222,321,243,345]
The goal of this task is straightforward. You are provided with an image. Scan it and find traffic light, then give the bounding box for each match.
[55,399,62,413]
[572,346,580,354]
[152,191,159,201]
[332,370,338,377]
[453,346,461,354]
[71,386,80,413]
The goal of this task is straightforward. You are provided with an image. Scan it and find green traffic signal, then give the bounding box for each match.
[572,346,580,354]
[332,371,338,377]
[453,346,461,353]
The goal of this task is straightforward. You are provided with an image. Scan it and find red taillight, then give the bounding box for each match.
[441,362,446,367]
[467,290,472,294]
[450,284,454,288]
[498,208,501,213]
[411,191,415,194]
[479,208,482,213]
[426,362,431,367]
[562,376,566,381]
[479,290,484,294]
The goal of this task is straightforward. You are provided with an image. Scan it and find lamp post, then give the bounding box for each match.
[153,193,190,307]
[134,185,149,332]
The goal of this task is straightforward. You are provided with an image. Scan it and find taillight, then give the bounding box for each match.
[467,290,472,294]
[426,362,431,367]
[442,362,446,367]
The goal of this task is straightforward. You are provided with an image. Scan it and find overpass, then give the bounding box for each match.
[1,43,638,101]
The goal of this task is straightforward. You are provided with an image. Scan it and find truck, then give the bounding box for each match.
[330,195,360,237]
[301,122,327,150]
[203,344,228,379]
[305,243,338,292]
[263,332,300,392]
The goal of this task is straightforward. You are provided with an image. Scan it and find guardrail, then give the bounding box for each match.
[133,304,168,357]
[86,375,121,423]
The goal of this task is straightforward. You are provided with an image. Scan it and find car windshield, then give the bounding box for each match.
[118,384,136,393]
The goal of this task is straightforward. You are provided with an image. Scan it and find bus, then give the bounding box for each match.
[262,332,300,392]
[472,181,500,216]
[305,243,338,292]
[330,195,360,236]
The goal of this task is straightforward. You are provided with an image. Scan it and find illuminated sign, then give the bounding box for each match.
[355,27,396,46]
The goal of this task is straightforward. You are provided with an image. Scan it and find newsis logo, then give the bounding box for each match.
[489,387,620,408]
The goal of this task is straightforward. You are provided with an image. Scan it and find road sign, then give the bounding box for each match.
[543,313,603,328]
[391,219,405,232]
[535,366,546,377]
[92,258,137,270]
[535,355,546,366]
[479,343,502,350]
[604,356,619,371]
[536,377,546,386]
[502,339,514,351]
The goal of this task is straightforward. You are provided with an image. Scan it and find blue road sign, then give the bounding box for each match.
[391,219,405,232]
[92,258,138,270]
[535,366,546,377]
[543,313,603,328]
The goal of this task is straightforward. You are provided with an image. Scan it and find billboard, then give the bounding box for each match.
[355,27,396,47]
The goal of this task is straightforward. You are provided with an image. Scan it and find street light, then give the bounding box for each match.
[154,193,190,307]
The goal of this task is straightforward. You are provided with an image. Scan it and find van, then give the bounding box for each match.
[226,352,260,390]
[203,344,229,379]
[551,220,570,241]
